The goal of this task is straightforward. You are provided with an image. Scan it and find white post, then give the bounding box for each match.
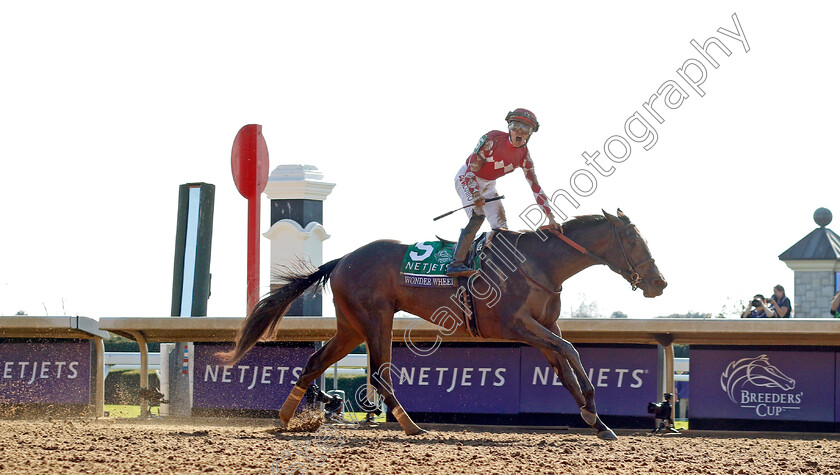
[263,165,335,316]
[159,343,174,417]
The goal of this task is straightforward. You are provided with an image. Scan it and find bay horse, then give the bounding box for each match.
[219,209,667,440]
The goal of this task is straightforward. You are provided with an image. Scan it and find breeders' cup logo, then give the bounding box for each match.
[720,354,802,417]
[435,249,452,264]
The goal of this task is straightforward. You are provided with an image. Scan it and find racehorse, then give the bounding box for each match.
[218,209,667,440]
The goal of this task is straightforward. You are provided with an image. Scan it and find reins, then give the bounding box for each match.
[539,223,653,291]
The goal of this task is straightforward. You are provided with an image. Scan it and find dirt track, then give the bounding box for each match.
[2,416,840,474]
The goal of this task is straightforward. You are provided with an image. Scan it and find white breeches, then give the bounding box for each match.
[454,164,507,229]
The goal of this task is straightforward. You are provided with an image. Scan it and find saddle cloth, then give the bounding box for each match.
[400,234,487,338]
[399,233,487,288]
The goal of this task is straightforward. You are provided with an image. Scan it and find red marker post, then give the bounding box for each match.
[231,124,270,313]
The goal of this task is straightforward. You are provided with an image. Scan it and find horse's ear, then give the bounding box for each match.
[602,209,623,227]
[617,208,626,218]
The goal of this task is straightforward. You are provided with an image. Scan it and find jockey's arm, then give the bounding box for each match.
[463,139,489,200]
[522,154,557,227]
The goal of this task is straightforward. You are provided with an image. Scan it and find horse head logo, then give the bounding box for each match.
[720,354,796,403]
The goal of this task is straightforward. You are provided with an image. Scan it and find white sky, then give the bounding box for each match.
[1,2,837,320]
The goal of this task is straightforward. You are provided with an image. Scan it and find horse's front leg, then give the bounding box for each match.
[544,323,603,425]
[516,318,617,440]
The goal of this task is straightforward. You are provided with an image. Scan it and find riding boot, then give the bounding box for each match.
[446,214,485,277]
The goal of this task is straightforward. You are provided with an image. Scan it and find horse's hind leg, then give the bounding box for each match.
[365,320,425,435]
[278,318,364,427]
[515,318,616,440]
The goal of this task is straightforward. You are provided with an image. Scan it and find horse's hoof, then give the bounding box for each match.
[580,408,597,426]
[597,429,618,441]
[406,427,427,436]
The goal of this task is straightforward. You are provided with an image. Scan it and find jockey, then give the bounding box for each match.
[446,108,558,277]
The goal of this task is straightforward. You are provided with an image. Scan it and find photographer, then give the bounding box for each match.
[741,294,770,318]
[764,284,792,318]
[831,290,840,317]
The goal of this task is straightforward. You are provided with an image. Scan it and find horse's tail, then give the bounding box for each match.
[215,257,343,365]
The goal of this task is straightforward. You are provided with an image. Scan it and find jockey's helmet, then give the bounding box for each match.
[505,108,539,133]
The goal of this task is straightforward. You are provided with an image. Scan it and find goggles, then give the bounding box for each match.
[508,121,534,135]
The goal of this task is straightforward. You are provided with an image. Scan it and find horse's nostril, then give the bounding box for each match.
[654,278,668,289]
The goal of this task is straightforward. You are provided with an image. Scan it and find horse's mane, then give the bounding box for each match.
[519,213,630,234]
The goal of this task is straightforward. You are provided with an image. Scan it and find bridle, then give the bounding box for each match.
[542,223,655,291]
[608,224,656,290]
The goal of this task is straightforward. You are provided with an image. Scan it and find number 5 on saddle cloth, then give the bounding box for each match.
[399,233,492,338]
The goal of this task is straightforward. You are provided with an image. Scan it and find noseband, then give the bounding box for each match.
[544,224,655,291]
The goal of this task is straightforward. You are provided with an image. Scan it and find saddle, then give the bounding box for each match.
[399,233,497,338]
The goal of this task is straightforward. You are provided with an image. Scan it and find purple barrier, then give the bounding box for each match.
[390,344,657,416]
[836,352,840,424]
[193,344,312,410]
[691,348,836,422]
[519,346,658,416]
[391,346,521,414]
[0,340,91,404]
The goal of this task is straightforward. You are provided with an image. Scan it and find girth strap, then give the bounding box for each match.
[456,276,482,338]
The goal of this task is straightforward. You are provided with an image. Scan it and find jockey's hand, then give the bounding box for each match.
[547,214,559,229]
[473,196,486,208]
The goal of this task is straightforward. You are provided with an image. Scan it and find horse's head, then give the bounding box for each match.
[602,209,667,298]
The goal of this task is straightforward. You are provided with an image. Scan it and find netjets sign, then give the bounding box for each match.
[720,354,802,417]
[391,344,658,416]
[691,348,836,424]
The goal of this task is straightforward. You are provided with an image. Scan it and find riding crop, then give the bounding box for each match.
[432,195,505,221]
